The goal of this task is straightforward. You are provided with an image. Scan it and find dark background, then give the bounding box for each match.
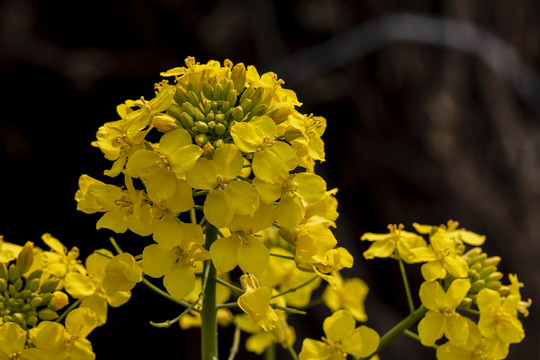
[1,1,539,359]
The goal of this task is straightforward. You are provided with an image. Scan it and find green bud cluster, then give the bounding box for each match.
[458,247,503,308]
[0,245,63,329]
[167,66,271,150]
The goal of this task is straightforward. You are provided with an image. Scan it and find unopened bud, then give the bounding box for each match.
[153,115,180,131]
[195,121,209,133]
[0,263,7,280]
[214,123,227,136]
[215,113,225,124]
[231,106,244,122]
[195,134,209,147]
[457,297,473,310]
[486,271,504,282]
[483,256,501,267]
[179,112,195,129]
[40,278,60,293]
[187,90,201,107]
[30,296,43,308]
[202,142,215,158]
[17,241,34,274]
[27,315,38,327]
[203,101,212,114]
[267,103,293,124]
[49,291,69,311]
[470,279,485,293]
[38,309,59,321]
[213,83,223,100]
[485,280,502,290]
[0,278,6,292]
[203,83,214,100]
[469,253,488,267]
[249,104,267,117]
[479,266,497,278]
[8,264,19,283]
[173,88,189,105]
[231,63,247,93]
[213,139,224,148]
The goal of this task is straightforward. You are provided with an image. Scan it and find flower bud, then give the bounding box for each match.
[187,90,201,107]
[8,264,19,283]
[38,309,59,321]
[195,134,209,147]
[214,123,227,136]
[0,278,7,292]
[470,279,486,293]
[30,296,43,308]
[0,263,7,280]
[479,265,497,278]
[179,112,195,129]
[17,241,34,274]
[26,315,38,327]
[173,88,189,105]
[195,121,209,133]
[483,256,501,267]
[250,103,267,117]
[153,115,181,131]
[231,63,247,93]
[203,82,214,100]
[221,100,231,112]
[239,86,255,105]
[231,106,244,122]
[213,83,223,100]
[49,291,69,311]
[40,278,60,293]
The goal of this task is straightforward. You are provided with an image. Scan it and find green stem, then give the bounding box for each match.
[398,259,415,313]
[271,275,318,299]
[264,344,276,360]
[270,303,306,315]
[55,299,81,323]
[201,224,219,360]
[227,325,241,360]
[373,305,428,356]
[141,277,198,311]
[150,299,199,328]
[215,277,244,295]
[269,252,295,261]
[286,343,299,360]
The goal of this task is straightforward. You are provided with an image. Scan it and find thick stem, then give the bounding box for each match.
[373,305,428,356]
[201,224,219,360]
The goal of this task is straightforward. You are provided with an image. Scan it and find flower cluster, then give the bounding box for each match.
[362,221,531,360]
[0,235,136,359]
[74,57,380,357]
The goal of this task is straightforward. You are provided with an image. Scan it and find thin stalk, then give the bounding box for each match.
[270,303,306,315]
[55,299,81,323]
[215,277,244,295]
[398,259,415,313]
[269,252,295,261]
[286,343,299,360]
[150,300,199,328]
[264,344,276,360]
[373,305,428,356]
[141,277,198,311]
[201,224,219,360]
[227,325,242,360]
[271,275,318,299]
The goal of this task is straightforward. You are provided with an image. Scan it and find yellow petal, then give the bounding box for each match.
[417,311,445,346]
[204,190,234,228]
[237,238,270,275]
[142,244,177,278]
[210,236,240,273]
[163,262,196,299]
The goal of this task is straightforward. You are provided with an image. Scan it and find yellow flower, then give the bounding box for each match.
[323,272,369,322]
[231,115,298,183]
[101,252,142,294]
[285,111,326,171]
[186,143,259,228]
[0,236,22,264]
[258,247,320,308]
[414,221,486,246]
[298,310,379,359]
[0,322,44,359]
[209,202,274,274]
[417,279,471,346]
[39,233,86,283]
[29,307,98,360]
[420,232,469,281]
[436,318,494,360]
[125,128,202,202]
[477,288,525,346]
[361,224,429,263]
[237,274,278,332]
[142,222,210,299]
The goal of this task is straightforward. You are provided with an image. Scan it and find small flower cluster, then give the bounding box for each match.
[75,57,380,358]
[361,221,531,360]
[0,234,137,359]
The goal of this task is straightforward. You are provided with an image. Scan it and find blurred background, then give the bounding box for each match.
[1,0,539,359]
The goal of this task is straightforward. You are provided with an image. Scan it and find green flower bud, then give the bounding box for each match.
[485,280,502,290]
[239,85,255,105]
[19,289,32,300]
[26,269,43,282]
[457,297,473,310]
[249,87,264,107]
[173,88,189,105]
[8,264,19,283]
[40,278,60,293]
[152,114,181,131]
[240,98,253,113]
[249,103,267,117]
[182,102,198,119]
[195,112,206,124]
[179,112,195,129]
[203,82,214,100]
[214,123,227,136]
[195,134,209,147]
[228,120,238,131]
[221,100,231,112]
[8,284,17,297]
[14,278,23,292]
[26,315,38,327]
[470,279,486,293]
[21,303,32,312]
[231,106,244,122]
[203,101,212,114]
[231,63,247,93]
[16,242,34,274]
[213,83,223,100]
[213,139,224,148]
[227,89,238,105]
[207,121,216,130]
[195,121,209,133]
[38,309,59,321]
[0,278,6,292]
[166,103,183,120]
[215,113,225,124]
[483,256,501,267]
[487,271,504,282]
[0,263,7,280]
[222,79,232,98]
[187,90,201,107]
[206,112,215,123]
[469,253,488,267]
[30,296,43,308]
[479,265,497,278]
[26,278,41,293]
